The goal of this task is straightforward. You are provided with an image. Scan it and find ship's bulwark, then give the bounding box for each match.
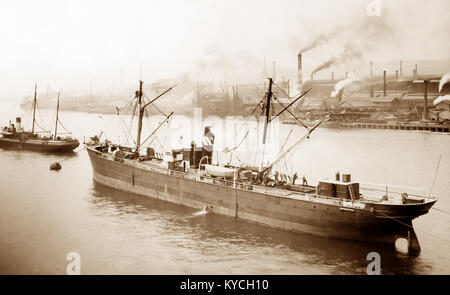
[87,147,435,248]
[0,138,80,153]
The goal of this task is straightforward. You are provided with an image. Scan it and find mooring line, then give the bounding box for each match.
[374,209,450,243]
[431,207,450,215]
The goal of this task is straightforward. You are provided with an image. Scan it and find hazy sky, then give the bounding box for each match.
[0,0,449,99]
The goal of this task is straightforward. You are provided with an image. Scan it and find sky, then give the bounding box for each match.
[0,0,449,99]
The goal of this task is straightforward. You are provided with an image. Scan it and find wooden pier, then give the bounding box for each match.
[282,119,450,133]
[341,122,450,133]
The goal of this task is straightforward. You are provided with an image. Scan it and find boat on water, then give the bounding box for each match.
[0,85,80,153]
[85,79,436,253]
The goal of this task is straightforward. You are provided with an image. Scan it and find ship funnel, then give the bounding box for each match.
[342,173,351,182]
[202,125,215,164]
[15,117,22,132]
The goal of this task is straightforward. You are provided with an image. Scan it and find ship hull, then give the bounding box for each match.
[86,146,435,250]
[0,137,80,153]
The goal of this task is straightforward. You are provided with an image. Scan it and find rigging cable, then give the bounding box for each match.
[223,112,259,152]
[272,93,309,130]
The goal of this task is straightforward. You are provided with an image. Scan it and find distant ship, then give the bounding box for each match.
[0,85,79,153]
[85,79,436,253]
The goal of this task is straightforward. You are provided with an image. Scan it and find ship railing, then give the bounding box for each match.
[119,156,431,204]
[359,182,432,201]
[162,167,348,205]
[128,161,360,205]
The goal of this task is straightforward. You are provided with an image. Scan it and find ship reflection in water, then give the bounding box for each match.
[89,182,433,275]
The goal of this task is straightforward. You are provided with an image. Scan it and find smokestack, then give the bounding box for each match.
[331,72,334,81]
[370,61,373,77]
[400,61,403,76]
[370,85,374,98]
[383,70,386,96]
[297,52,302,86]
[396,70,398,80]
[424,80,428,120]
[202,125,214,164]
[15,117,22,132]
[272,61,276,81]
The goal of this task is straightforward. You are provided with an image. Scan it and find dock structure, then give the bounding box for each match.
[282,119,450,133]
[340,122,449,133]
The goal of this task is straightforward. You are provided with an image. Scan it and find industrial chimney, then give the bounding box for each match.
[424,80,428,120]
[383,70,387,97]
[400,61,403,76]
[297,52,302,86]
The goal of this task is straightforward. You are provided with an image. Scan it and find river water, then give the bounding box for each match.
[0,99,449,274]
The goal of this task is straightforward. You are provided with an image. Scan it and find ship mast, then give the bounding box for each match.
[262,78,273,145]
[31,84,37,134]
[135,80,144,154]
[53,92,60,140]
[259,78,273,171]
[134,81,176,156]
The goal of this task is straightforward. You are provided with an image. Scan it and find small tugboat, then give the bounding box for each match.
[86,79,436,253]
[0,85,80,153]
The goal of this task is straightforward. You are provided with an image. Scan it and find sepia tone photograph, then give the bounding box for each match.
[0,0,449,279]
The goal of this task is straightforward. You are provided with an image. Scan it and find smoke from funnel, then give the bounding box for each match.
[292,6,395,66]
[311,43,362,76]
[300,34,329,53]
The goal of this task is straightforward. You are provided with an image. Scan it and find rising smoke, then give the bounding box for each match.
[311,43,362,75]
[192,46,261,83]
[295,6,396,75]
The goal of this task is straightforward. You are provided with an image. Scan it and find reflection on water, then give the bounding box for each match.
[87,181,432,274]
